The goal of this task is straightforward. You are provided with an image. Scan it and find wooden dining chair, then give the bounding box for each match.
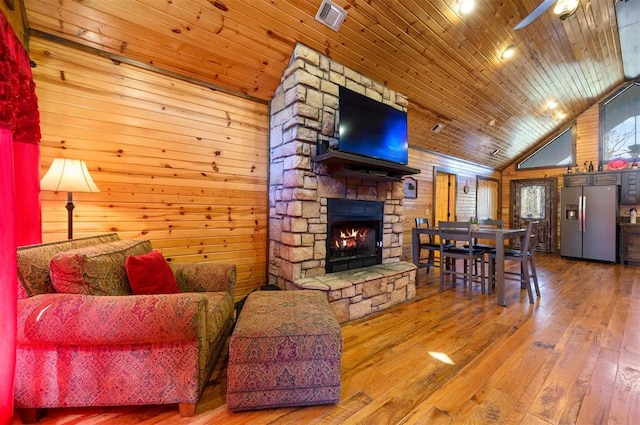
[475,219,504,249]
[414,218,453,284]
[438,221,486,300]
[487,220,540,303]
[468,219,504,276]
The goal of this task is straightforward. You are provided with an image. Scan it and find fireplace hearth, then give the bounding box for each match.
[326,198,383,273]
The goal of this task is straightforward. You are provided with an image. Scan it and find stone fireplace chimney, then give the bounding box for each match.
[268,43,411,291]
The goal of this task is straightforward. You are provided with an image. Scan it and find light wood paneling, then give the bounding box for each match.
[22,0,626,170]
[575,103,601,168]
[402,144,500,261]
[0,0,27,47]
[31,36,269,299]
[501,100,610,250]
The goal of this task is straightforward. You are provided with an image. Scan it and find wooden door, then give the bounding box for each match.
[435,170,456,225]
[511,178,557,253]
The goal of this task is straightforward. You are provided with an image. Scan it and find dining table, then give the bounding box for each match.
[412,226,527,307]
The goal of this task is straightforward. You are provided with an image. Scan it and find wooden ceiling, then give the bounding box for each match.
[21,0,633,169]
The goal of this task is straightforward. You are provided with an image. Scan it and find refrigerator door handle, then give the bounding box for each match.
[579,195,585,232]
[583,195,587,232]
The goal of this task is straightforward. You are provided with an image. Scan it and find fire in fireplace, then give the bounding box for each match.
[331,224,373,254]
[326,199,383,273]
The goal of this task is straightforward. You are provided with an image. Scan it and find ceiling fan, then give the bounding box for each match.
[514,0,580,29]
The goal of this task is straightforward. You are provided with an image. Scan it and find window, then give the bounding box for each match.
[602,82,640,162]
[519,185,546,219]
[517,127,574,170]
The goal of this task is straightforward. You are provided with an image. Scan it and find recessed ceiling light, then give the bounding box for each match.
[501,45,516,60]
[546,100,558,109]
[457,0,475,15]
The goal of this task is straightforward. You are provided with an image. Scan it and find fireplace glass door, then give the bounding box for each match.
[326,199,383,273]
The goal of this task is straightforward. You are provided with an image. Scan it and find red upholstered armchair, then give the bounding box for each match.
[14,234,235,423]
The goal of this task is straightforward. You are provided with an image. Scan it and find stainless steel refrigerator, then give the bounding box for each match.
[561,185,618,262]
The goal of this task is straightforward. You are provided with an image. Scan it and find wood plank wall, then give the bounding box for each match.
[408,79,637,256]
[28,30,625,289]
[501,101,614,251]
[30,36,269,300]
[0,2,27,47]
[401,145,500,261]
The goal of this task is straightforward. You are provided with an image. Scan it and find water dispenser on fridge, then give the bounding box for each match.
[565,204,578,220]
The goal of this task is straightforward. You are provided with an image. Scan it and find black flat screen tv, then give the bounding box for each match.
[338,86,408,165]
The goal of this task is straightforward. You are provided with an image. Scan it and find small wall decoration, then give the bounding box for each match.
[403,177,417,199]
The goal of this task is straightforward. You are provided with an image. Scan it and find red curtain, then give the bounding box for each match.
[0,11,42,424]
[0,128,18,425]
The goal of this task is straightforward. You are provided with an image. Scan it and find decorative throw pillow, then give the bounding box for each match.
[50,238,152,296]
[126,250,180,295]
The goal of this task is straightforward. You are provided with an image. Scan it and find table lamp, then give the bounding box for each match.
[40,158,100,239]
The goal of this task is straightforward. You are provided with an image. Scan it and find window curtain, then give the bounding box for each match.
[0,11,42,423]
[477,179,499,220]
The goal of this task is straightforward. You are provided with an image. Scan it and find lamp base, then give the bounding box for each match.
[65,192,74,239]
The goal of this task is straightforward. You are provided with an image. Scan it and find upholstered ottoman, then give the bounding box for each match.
[226,290,342,411]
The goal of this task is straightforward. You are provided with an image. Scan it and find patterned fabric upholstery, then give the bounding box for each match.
[172,262,236,295]
[198,291,235,392]
[17,293,207,345]
[227,290,343,411]
[14,235,236,417]
[17,281,28,300]
[16,233,120,298]
[49,239,152,296]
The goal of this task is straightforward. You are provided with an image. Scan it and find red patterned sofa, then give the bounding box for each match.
[14,233,235,423]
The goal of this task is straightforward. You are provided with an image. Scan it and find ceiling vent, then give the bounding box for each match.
[315,0,347,31]
[432,123,446,133]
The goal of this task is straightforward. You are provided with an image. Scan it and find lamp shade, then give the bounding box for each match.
[40,158,100,193]
[553,0,579,19]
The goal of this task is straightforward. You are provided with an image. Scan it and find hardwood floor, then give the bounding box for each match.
[13,254,640,424]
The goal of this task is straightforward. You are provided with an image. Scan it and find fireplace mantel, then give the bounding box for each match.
[313,151,420,182]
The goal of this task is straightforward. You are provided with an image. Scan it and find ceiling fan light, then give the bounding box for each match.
[457,0,475,15]
[553,0,579,20]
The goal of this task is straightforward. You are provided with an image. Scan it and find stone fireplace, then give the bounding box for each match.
[268,43,417,322]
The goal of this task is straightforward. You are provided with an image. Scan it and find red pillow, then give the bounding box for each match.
[125,250,180,295]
